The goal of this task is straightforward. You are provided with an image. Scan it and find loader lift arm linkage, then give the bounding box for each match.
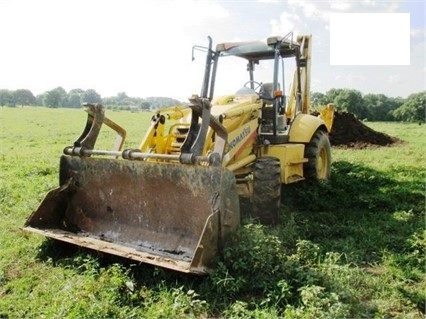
[65,97,228,167]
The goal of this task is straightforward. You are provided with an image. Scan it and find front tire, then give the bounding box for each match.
[304,130,331,180]
[252,157,281,225]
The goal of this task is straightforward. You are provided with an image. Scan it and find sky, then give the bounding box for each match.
[0,0,424,102]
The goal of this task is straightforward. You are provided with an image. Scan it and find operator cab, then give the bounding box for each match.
[193,33,310,145]
[214,34,304,145]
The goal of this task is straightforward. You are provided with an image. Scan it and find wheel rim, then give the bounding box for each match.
[317,147,329,179]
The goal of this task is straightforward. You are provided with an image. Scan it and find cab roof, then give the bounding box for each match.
[215,36,300,61]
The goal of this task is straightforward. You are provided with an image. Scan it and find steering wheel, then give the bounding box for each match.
[243,80,262,92]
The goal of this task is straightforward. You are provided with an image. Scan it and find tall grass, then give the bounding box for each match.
[0,106,424,318]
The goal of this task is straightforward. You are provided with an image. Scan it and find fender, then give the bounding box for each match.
[288,113,328,143]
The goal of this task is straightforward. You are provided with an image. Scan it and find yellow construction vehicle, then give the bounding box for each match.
[24,33,334,274]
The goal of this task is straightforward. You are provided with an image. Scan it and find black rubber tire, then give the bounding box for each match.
[252,157,281,225]
[304,130,332,180]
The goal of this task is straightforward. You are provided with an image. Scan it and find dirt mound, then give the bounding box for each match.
[329,111,401,149]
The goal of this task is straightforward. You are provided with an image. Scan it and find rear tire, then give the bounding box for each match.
[252,157,281,225]
[304,130,331,180]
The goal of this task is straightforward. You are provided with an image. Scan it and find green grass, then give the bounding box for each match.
[0,106,425,318]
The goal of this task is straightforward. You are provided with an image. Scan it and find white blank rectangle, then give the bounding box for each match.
[330,13,410,65]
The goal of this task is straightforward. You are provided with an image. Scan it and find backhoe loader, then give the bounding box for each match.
[24,33,334,274]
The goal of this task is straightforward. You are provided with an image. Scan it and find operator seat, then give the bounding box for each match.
[260,82,275,105]
[259,82,287,137]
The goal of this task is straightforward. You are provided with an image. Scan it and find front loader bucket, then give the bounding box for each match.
[24,156,240,274]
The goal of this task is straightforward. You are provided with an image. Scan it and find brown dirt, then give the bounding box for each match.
[328,111,402,149]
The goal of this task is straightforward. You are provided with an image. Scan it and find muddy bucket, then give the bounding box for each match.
[24,155,240,274]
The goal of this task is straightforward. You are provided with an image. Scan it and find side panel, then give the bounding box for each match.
[223,118,258,168]
[288,113,327,143]
[317,103,335,132]
[260,144,307,184]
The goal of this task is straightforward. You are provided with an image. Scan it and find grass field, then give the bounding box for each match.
[0,106,424,318]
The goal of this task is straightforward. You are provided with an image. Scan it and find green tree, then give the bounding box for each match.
[13,89,36,106]
[363,93,402,121]
[116,92,129,103]
[35,93,46,106]
[67,93,81,108]
[139,101,151,110]
[69,88,84,95]
[335,89,365,116]
[102,92,147,109]
[0,89,15,107]
[81,89,102,104]
[65,88,84,108]
[323,88,346,104]
[311,92,327,108]
[327,89,368,119]
[392,92,426,122]
[101,96,117,108]
[44,87,67,108]
[145,96,182,109]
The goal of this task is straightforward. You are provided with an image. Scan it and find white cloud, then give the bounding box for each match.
[334,73,367,85]
[0,0,423,100]
[270,11,309,38]
[329,0,352,11]
[0,0,230,100]
[257,0,280,3]
[387,74,400,84]
[411,28,425,39]
[329,0,401,12]
[288,0,328,21]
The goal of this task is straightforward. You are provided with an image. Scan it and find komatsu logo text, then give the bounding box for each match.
[229,127,250,149]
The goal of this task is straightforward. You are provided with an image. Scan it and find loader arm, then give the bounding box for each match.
[72,103,127,154]
[180,96,228,166]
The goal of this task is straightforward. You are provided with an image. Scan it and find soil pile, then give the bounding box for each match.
[329,111,401,149]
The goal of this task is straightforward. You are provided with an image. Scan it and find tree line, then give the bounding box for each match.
[0,87,424,122]
[312,89,425,122]
[0,87,181,111]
